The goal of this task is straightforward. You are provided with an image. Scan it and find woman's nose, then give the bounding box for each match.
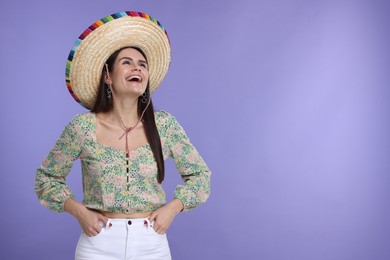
[131,67,141,72]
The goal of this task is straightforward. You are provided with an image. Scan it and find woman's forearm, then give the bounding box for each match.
[166,198,184,214]
[64,198,87,218]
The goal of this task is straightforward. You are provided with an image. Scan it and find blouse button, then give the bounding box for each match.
[128,220,132,225]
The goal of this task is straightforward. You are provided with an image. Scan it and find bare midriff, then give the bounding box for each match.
[100,210,153,219]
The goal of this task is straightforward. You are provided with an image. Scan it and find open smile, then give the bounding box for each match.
[126,75,143,83]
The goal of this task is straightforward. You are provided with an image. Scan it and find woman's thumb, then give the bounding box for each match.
[148,211,157,222]
[98,214,109,225]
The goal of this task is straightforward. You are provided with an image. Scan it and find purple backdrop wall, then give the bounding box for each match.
[1,0,389,259]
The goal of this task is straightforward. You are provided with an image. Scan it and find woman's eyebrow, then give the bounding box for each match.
[119,57,147,64]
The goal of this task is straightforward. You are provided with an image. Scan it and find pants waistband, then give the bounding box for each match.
[103,217,153,229]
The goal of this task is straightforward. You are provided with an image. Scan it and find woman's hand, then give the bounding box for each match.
[148,199,184,234]
[64,198,108,237]
[75,207,108,237]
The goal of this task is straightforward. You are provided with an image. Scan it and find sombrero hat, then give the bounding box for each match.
[65,11,171,109]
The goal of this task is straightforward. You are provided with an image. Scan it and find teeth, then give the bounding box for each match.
[127,76,141,82]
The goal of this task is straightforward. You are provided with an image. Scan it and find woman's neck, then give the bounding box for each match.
[112,95,139,127]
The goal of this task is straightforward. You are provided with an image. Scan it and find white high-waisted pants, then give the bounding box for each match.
[75,218,171,260]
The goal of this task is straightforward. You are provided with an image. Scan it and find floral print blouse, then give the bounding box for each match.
[35,111,211,214]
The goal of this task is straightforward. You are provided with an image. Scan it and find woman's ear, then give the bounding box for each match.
[104,63,112,85]
[104,72,112,85]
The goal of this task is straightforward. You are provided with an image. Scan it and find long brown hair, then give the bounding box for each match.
[91,47,165,183]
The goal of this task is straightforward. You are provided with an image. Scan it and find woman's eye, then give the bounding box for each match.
[123,61,131,65]
[140,63,147,68]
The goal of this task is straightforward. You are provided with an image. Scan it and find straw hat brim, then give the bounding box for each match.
[65,12,171,109]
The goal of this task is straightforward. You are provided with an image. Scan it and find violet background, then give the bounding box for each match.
[1,0,389,259]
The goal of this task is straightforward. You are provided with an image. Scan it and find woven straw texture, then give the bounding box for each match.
[66,12,171,109]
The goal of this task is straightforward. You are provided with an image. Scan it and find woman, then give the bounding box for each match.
[35,11,211,260]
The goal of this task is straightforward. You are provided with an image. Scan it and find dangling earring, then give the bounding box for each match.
[104,63,112,100]
[107,86,112,100]
[141,92,148,103]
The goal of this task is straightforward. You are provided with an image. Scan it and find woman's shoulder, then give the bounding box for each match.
[154,110,178,125]
[154,110,179,133]
[66,111,95,128]
[155,110,173,120]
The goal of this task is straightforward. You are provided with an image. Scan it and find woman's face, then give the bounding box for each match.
[109,48,149,98]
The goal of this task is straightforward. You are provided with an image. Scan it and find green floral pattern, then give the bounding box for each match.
[35,111,211,213]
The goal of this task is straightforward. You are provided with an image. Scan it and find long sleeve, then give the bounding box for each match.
[164,112,211,212]
[35,116,82,212]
